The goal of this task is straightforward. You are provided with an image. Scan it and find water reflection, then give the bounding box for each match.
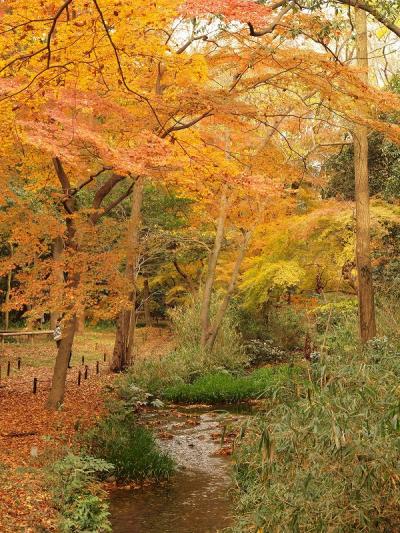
[110,410,237,533]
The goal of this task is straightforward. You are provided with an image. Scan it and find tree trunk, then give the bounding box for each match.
[354,7,376,343]
[200,186,229,348]
[76,310,85,335]
[110,310,130,371]
[46,315,77,409]
[206,230,251,352]
[4,243,13,331]
[47,157,79,409]
[50,236,64,330]
[143,278,152,328]
[112,176,144,370]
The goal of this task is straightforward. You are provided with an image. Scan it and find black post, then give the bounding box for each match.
[33,377,38,394]
[96,361,99,374]
[77,370,81,386]
[103,352,106,362]
[17,357,21,370]
[81,355,85,365]
[84,365,88,380]
[7,361,11,377]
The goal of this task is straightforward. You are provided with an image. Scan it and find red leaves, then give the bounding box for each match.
[181,0,273,26]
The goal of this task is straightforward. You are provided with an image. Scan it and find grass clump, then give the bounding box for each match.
[48,453,113,533]
[130,300,248,393]
[84,408,174,482]
[162,365,301,404]
[230,334,400,532]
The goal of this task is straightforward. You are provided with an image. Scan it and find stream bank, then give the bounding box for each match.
[109,405,253,533]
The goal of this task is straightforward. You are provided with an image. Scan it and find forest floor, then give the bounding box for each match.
[0,327,174,532]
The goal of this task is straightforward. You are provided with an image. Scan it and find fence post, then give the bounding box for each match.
[7,361,11,377]
[33,378,38,394]
[84,365,88,380]
[103,352,107,362]
[96,361,99,374]
[77,370,81,386]
[17,357,21,370]
[81,355,85,365]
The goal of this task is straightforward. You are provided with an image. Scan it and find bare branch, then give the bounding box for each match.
[72,166,113,196]
[161,109,213,138]
[248,2,293,37]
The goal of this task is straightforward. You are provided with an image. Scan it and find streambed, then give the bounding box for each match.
[109,405,252,533]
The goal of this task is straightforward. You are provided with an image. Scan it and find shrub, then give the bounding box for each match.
[230,334,400,532]
[48,454,113,533]
[264,305,307,351]
[84,409,174,481]
[313,299,359,354]
[162,366,302,404]
[130,299,248,393]
[243,339,290,366]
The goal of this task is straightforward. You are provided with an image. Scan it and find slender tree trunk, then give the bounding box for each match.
[354,7,376,343]
[50,236,64,330]
[126,301,137,364]
[143,278,152,328]
[4,243,13,331]
[206,230,251,352]
[46,315,77,409]
[112,176,144,370]
[200,186,229,348]
[47,157,79,409]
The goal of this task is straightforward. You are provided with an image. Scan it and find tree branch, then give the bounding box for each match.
[92,173,127,210]
[160,109,213,138]
[335,0,400,38]
[92,183,134,223]
[248,2,293,37]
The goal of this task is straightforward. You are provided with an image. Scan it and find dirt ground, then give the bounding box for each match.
[0,327,174,532]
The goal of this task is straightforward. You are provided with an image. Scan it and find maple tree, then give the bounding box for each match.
[0,0,399,410]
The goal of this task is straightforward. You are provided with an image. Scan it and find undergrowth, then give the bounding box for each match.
[83,405,175,481]
[162,366,301,404]
[129,300,248,393]
[48,453,113,533]
[230,328,400,532]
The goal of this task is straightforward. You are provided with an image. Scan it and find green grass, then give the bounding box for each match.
[83,409,175,481]
[161,365,302,404]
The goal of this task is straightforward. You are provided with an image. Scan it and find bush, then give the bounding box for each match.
[243,339,290,366]
[162,366,301,404]
[265,305,307,351]
[130,299,248,393]
[48,454,113,533]
[84,409,174,481]
[313,299,359,354]
[230,333,400,532]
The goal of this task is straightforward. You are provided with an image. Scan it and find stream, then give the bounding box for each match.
[109,405,252,533]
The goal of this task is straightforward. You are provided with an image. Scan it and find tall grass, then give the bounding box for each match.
[130,300,248,393]
[83,408,174,482]
[230,330,400,532]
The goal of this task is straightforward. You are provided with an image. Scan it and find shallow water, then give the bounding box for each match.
[109,407,248,533]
